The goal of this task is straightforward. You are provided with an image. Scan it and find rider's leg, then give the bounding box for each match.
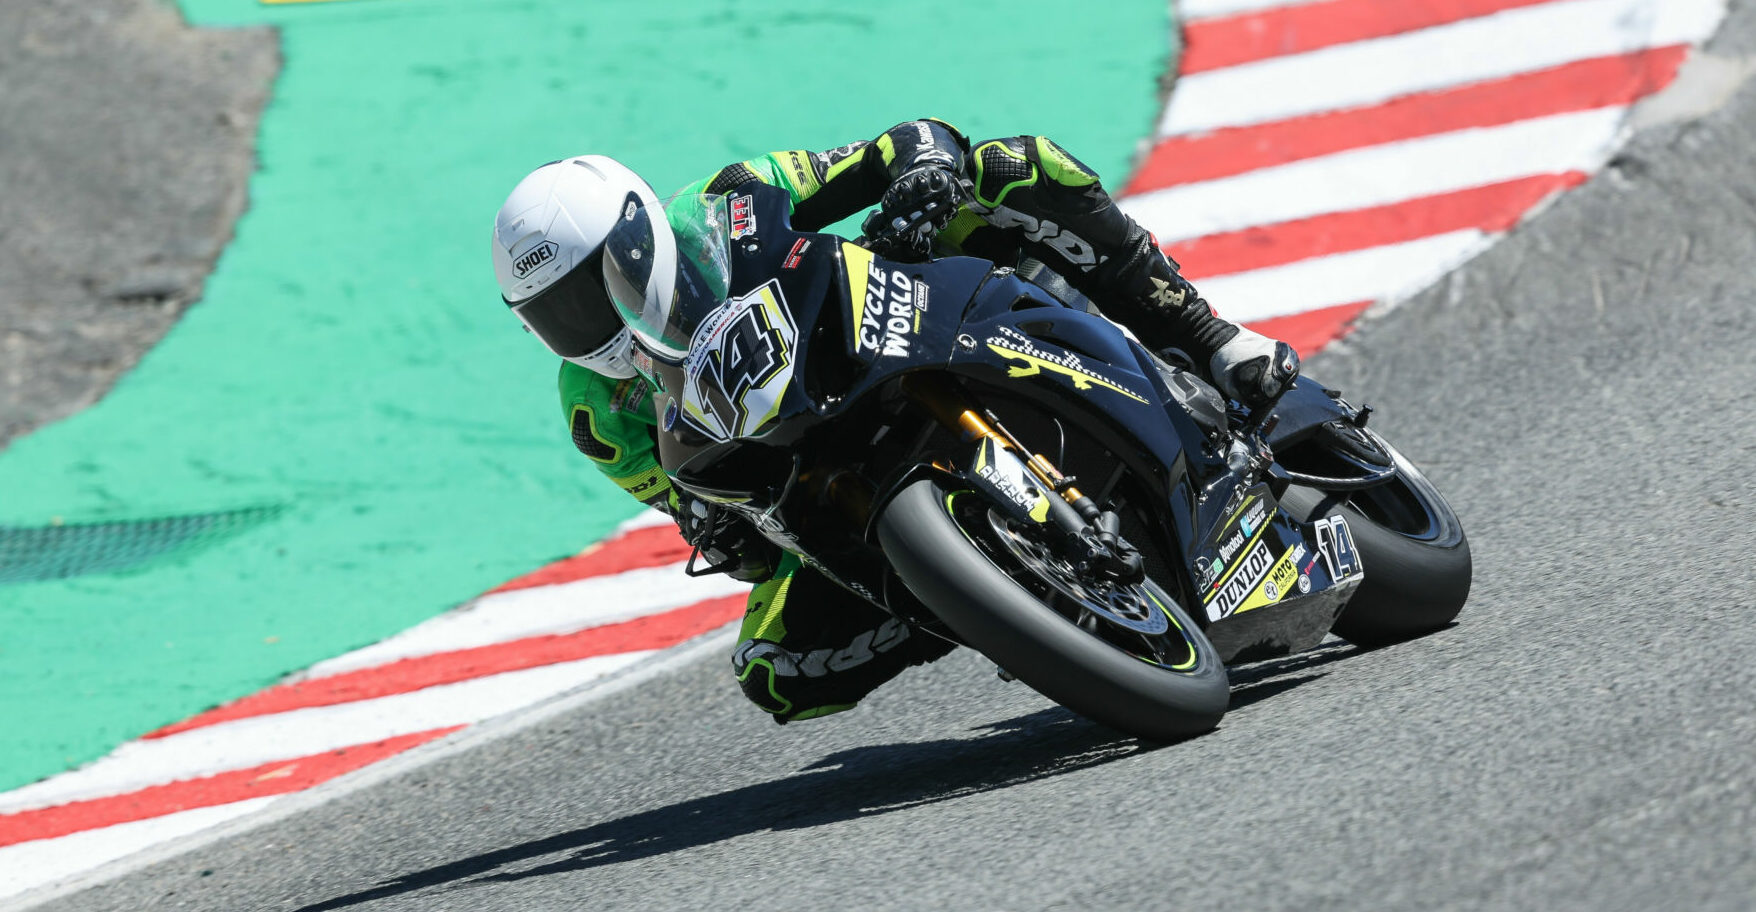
[732,554,957,723]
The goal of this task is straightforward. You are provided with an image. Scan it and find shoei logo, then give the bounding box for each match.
[512,241,559,280]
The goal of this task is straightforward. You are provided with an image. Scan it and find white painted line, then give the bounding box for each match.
[0,797,277,901]
[1178,0,1331,21]
[1200,230,1491,322]
[1123,107,1626,243]
[1159,0,1726,135]
[304,563,743,677]
[0,651,654,815]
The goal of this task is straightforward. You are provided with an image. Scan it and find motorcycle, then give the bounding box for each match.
[610,185,1471,741]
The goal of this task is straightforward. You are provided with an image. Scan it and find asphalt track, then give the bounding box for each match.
[20,9,1756,912]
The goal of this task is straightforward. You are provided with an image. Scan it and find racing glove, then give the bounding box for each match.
[860,165,967,258]
[673,491,781,584]
[1210,328,1301,409]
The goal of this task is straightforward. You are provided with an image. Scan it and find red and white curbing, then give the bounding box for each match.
[1126,0,1726,354]
[0,0,1728,901]
[0,511,746,901]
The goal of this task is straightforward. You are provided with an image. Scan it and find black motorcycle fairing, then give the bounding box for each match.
[652,184,992,480]
[646,183,1374,662]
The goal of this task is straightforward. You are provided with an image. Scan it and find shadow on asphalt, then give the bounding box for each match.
[294,710,1149,910]
[294,649,1348,911]
[1228,639,1360,691]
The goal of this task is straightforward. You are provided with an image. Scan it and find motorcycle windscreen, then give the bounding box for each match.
[602,192,732,364]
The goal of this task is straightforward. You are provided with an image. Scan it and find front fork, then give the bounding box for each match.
[902,377,1145,583]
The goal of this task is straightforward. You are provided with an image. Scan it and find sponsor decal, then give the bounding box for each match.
[1233,547,1301,617]
[1267,551,1298,598]
[1195,558,1216,591]
[608,377,650,414]
[973,440,1049,522]
[976,463,1040,514]
[1240,499,1268,538]
[662,399,679,431]
[1314,516,1363,580]
[730,194,757,239]
[511,240,558,280]
[971,202,1098,267]
[858,262,923,358]
[986,328,1148,403]
[782,237,810,270]
[1217,528,1246,563]
[1297,573,1312,594]
[781,151,816,195]
[680,280,797,441]
[1205,538,1275,621]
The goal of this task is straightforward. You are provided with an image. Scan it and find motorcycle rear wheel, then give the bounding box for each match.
[878,479,1229,742]
[1280,438,1471,648]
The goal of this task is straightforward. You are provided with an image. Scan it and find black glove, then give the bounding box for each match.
[860,165,966,258]
[674,491,780,583]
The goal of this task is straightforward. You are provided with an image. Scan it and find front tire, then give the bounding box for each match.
[1280,438,1471,648]
[877,480,1229,742]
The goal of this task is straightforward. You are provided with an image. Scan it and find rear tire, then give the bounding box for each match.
[1279,439,1471,648]
[877,480,1229,742]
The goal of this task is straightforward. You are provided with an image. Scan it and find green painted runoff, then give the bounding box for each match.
[0,0,1171,790]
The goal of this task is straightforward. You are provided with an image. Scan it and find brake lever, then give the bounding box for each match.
[1225,390,1288,475]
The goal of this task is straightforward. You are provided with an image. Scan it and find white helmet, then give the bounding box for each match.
[490,155,664,378]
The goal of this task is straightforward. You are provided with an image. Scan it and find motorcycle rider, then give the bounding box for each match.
[490,119,1299,724]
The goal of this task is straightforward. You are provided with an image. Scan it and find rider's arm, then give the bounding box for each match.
[558,361,674,509]
[675,118,969,231]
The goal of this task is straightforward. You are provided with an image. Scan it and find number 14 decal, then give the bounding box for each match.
[1313,516,1362,581]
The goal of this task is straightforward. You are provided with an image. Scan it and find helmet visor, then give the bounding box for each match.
[602,192,731,363]
[507,247,623,360]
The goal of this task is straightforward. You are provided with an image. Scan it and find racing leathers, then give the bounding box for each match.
[560,118,1285,723]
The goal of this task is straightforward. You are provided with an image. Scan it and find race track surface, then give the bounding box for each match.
[11,1,1756,909]
[18,2,1756,907]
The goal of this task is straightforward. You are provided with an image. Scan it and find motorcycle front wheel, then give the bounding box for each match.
[877,479,1229,742]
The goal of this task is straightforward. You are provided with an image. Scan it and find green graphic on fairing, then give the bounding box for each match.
[0,0,1171,790]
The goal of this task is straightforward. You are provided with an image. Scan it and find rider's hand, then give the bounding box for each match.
[674,491,780,583]
[1210,328,1300,408]
[861,165,966,256]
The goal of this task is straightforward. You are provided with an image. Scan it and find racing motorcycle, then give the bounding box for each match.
[609,186,1471,742]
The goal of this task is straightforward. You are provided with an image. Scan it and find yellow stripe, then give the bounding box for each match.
[823,145,868,183]
[875,133,897,167]
[842,242,875,338]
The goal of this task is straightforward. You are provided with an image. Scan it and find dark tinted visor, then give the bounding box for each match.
[507,248,620,359]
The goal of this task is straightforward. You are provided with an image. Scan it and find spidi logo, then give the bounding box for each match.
[512,241,559,280]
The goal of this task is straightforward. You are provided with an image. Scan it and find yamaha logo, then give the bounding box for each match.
[511,241,559,280]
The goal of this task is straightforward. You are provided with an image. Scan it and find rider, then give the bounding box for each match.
[490,119,1300,724]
